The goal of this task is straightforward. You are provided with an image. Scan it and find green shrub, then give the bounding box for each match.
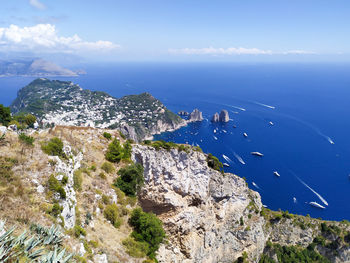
[41,137,66,158]
[104,203,122,228]
[103,132,112,140]
[74,224,86,237]
[89,164,96,171]
[47,174,66,199]
[207,153,223,172]
[102,194,111,205]
[129,208,166,259]
[61,175,68,185]
[73,170,83,191]
[0,104,11,126]
[18,133,35,145]
[101,161,115,174]
[114,163,144,197]
[122,237,149,258]
[105,139,124,162]
[50,202,63,217]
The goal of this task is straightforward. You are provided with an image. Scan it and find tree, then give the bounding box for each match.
[114,163,144,196]
[105,138,124,162]
[24,114,36,128]
[0,104,11,126]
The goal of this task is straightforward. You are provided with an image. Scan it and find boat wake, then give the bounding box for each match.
[294,174,329,206]
[222,154,233,163]
[233,152,246,165]
[252,101,276,109]
[252,182,261,190]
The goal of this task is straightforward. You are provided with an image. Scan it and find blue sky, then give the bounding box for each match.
[0,0,349,62]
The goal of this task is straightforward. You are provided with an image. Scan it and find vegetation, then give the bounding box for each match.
[101,161,115,174]
[0,104,11,126]
[207,153,223,172]
[104,203,122,228]
[47,174,66,199]
[129,208,166,259]
[259,243,330,263]
[73,169,83,191]
[41,137,67,158]
[103,132,112,140]
[122,237,149,258]
[0,222,73,262]
[114,163,144,197]
[19,133,35,146]
[146,139,194,153]
[105,138,132,163]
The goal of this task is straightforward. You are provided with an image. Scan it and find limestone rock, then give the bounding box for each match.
[0,126,7,136]
[211,112,219,122]
[219,110,230,122]
[188,109,203,122]
[132,145,266,263]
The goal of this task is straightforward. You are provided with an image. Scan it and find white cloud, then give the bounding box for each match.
[168,47,315,55]
[0,24,120,53]
[29,0,46,10]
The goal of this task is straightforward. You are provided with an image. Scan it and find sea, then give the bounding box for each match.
[1,62,350,221]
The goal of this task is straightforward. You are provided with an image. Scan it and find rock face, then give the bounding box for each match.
[211,112,220,122]
[219,110,230,122]
[187,109,203,122]
[132,145,266,263]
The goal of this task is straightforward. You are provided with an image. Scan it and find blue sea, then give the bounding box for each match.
[1,62,350,221]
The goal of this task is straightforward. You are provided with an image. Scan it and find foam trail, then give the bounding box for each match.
[294,175,329,206]
[233,152,246,165]
[252,101,276,109]
[252,182,261,189]
[222,154,233,163]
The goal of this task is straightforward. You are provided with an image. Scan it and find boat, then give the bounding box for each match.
[269,121,274,125]
[243,132,248,138]
[309,201,325,209]
[251,152,264,157]
[293,197,297,203]
[214,129,217,133]
[263,204,268,208]
[273,171,280,177]
[233,125,237,128]
[213,136,218,140]
[223,130,227,133]
[223,163,230,167]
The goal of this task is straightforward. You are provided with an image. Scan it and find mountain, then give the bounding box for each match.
[0,58,81,77]
[0,126,349,262]
[10,78,186,141]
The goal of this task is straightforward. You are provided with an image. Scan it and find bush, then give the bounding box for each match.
[18,133,35,146]
[129,208,166,259]
[73,170,83,191]
[122,237,149,258]
[41,137,66,158]
[207,153,223,172]
[61,175,68,185]
[74,224,86,237]
[49,202,63,217]
[47,174,66,199]
[114,163,144,197]
[105,138,133,163]
[103,132,112,140]
[0,104,11,126]
[24,114,36,127]
[104,203,122,228]
[101,161,115,174]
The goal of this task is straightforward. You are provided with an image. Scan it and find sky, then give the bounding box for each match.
[0,0,350,62]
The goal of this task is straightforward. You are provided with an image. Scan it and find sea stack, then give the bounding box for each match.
[188,109,203,122]
[211,112,220,122]
[219,110,229,122]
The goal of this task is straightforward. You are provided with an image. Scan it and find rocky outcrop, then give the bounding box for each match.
[132,145,266,263]
[187,109,203,122]
[212,110,230,122]
[219,110,230,122]
[211,112,220,122]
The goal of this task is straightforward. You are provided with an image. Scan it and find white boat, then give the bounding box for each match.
[273,171,280,177]
[213,136,218,140]
[309,201,325,209]
[223,162,230,167]
[223,130,227,133]
[263,204,268,208]
[269,121,274,126]
[214,129,217,133]
[233,125,237,128]
[293,197,297,203]
[251,152,264,157]
[243,132,248,138]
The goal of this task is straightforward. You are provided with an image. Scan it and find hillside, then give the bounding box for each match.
[0,59,79,77]
[0,126,349,262]
[10,78,186,141]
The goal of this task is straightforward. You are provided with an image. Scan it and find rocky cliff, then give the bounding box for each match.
[212,110,230,123]
[188,109,203,122]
